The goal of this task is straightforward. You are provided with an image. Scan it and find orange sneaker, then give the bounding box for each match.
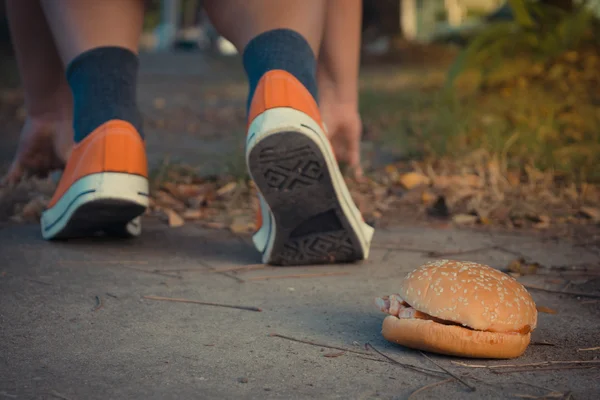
[41,120,149,239]
[246,70,374,266]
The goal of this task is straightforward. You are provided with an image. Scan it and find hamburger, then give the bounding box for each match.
[375,260,538,359]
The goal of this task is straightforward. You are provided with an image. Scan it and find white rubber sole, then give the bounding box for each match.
[41,172,149,240]
[246,107,374,265]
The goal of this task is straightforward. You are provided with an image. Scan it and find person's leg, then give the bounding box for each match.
[2,0,73,185]
[205,0,374,266]
[204,0,325,110]
[318,0,364,179]
[38,0,149,240]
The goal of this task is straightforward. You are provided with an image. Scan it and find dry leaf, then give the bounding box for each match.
[216,182,237,197]
[20,196,48,221]
[421,190,437,205]
[398,172,430,190]
[507,258,540,275]
[384,164,400,182]
[203,221,228,229]
[533,215,551,229]
[452,214,478,225]
[536,305,558,314]
[579,206,600,221]
[155,190,186,211]
[178,183,207,198]
[164,208,185,227]
[230,216,253,234]
[182,209,203,220]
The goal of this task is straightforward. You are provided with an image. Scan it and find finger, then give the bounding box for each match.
[1,162,24,187]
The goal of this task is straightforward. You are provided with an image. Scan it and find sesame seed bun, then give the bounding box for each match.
[376,260,538,359]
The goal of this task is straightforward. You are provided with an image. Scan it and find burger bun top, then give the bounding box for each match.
[399,260,537,333]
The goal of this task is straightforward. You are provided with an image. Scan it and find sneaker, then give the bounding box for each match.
[246,70,374,266]
[41,120,149,239]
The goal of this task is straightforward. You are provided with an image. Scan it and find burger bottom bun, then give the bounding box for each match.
[381,316,531,359]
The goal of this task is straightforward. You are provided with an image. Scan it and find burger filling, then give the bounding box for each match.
[375,294,465,328]
[375,294,531,334]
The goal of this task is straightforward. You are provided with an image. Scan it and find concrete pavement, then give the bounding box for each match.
[1,220,599,399]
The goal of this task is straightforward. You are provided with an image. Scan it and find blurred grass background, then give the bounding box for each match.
[0,0,598,182]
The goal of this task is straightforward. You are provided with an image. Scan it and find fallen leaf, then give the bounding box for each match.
[203,222,228,229]
[164,208,185,227]
[20,196,48,221]
[421,190,436,205]
[452,214,478,225]
[216,182,237,197]
[506,171,521,186]
[384,165,400,182]
[536,305,557,314]
[182,209,203,220]
[533,215,551,229]
[399,172,430,190]
[578,206,600,221]
[507,258,541,275]
[155,191,186,211]
[178,183,208,198]
[230,218,251,234]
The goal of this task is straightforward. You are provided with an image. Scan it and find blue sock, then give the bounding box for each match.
[66,46,143,143]
[242,29,318,112]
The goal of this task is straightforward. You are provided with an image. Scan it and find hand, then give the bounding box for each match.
[320,101,363,180]
[1,117,72,186]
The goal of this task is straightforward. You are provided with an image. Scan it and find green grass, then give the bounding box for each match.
[358,67,600,182]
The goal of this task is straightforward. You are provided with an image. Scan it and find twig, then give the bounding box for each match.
[197,259,245,283]
[452,360,600,369]
[522,284,600,299]
[427,245,497,258]
[371,244,433,253]
[469,377,562,396]
[213,264,267,273]
[24,278,52,286]
[531,341,556,346]
[408,378,454,400]
[270,333,370,355]
[419,351,476,392]
[143,295,262,312]
[60,260,148,265]
[513,392,566,399]
[92,296,104,312]
[578,346,600,351]
[124,266,182,279]
[323,351,346,358]
[427,245,522,258]
[246,271,350,281]
[364,344,448,377]
[493,365,598,374]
